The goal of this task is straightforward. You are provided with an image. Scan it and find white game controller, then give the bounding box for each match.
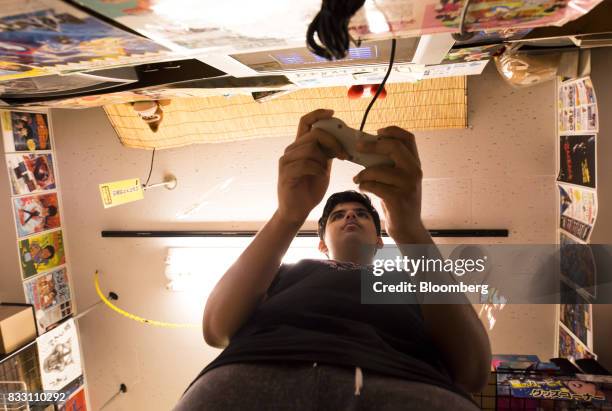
[312,118,394,168]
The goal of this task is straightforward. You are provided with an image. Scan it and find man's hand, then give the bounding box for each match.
[277,109,347,225]
[355,128,492,392]
[352,126,427,243]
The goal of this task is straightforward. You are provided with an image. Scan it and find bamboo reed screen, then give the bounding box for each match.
[104,77,467,150]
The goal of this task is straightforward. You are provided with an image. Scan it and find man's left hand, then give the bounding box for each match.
[352,126,428,243]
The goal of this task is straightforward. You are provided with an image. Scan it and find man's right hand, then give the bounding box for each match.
[277,109,347,225]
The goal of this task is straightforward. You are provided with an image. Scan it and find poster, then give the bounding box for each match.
[495,371,539,409]
[509,376,605,403]
[560,232,596,298]
[58,386,87,411]
[23,267,73,333]
[0,71,135,97]
[37,318,82,391]
[18,229,66,279]
[559,325,594,361]
[558,77,598,135]
[418,0,602,32]
[56,375,85,401]
[12,192,61,237]
[0,0,168,81]
[440,44,503,64]
[560,289,591,347]
[1,110,51,151]
[75,0,312,52]
[560,216,592,243]
[74,0,600,52]
[559,184,597,241]
[6,153,56,195]
[558,135,596,188]
[350,0,601,42]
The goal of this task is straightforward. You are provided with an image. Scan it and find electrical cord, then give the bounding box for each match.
[143,147,156,188]
[94,271,199,328]
[359,38,396,132]
[306,0,365,60]
[306,1,397,130]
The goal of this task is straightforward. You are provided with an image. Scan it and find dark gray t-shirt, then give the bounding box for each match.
[187,259,469,399]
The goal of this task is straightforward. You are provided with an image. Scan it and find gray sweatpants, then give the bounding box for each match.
[171,362,479,411]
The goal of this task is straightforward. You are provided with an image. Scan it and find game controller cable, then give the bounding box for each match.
[359,38,396,132]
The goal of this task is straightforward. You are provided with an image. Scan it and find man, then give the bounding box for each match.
[174,109,490,410]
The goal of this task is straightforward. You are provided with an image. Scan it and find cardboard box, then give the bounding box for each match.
[0,304,37,355]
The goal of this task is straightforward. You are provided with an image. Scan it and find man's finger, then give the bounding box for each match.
[281,142,329,169]
[282,159,329,179]
[288,128,347,159]
[356,139,421,175]
[296,109,334,139]
[377,126,420,167]
[354,166,412,189]
[358,180,396,202]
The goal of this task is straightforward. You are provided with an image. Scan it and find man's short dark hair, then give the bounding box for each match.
[317,190,381,239]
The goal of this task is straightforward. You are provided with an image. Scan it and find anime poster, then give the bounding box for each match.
[495,371,539,409]
[23,267,73,333]
[559,232,596,298]
[1,110,51,151]
[0,61,51,82]
[12,192,61,237]
[418,0,602,33]
[56,374,84,400]
[73,0,602,52]
[559,184,597,241]
[559,325,594,361]
[0,0,168,81]
[560,216,591,242]
[74,0,309,52]
[18,229,66,279]
[5,153,56,195]
[441,44,503,64]
[509,377,605,404]
[58,386,87,411]
[559,184,597,224]
[558,135,596,188]
[560,301,591,348]
[37,318,82,391]
[559,77,598,134]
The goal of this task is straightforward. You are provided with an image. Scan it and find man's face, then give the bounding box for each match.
[319,201,382,258]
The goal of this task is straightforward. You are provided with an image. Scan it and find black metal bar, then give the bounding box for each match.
[101,229,509,238]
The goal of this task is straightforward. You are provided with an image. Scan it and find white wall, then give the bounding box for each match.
[48,63,559,411]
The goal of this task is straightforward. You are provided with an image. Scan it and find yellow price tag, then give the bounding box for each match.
[99,178,144,208]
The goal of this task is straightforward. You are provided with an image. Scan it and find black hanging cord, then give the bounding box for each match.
[306,0,366,60]
[143,148,156,187]
[359,38,396,132]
